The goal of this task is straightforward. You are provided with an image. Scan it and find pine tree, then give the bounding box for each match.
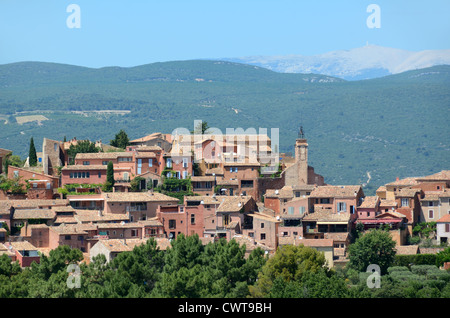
[28,137,37,167]
[110,129,130,149]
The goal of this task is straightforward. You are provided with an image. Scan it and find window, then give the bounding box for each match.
[429,201,435,207]
[131,229,138,237]
[295,192,300,197]
[102,161,109,165]
[64,235,71,240]
[191,214,195,225]
[445,224,450,233]
[260,233,266,240]
[288,207,294,215]
[118,157,132,162]
[166,158,172,168]
[429,210,434,219]
[299,206,305,214]
[13,170,19,178]
[337,202,347,212]
[83,161,90,165]
[401,198,409,207]
[261,222,265,228]
[183,171,188,179]
[54,143,58,151]
[183,158,188,168]
[241,180,254,188]
[169,219,176,229]
[223,215,230,226]
[98,172,101,178]
[148,159,153,167]
[320,198,330,204]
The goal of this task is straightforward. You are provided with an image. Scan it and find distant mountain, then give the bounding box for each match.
[0,61,449,195]
[220,45,450,80]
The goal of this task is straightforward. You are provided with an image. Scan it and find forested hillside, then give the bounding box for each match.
[1,61,449,194]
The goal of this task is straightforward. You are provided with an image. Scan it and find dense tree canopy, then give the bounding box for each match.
[67,140,101,165]
[110,129,130,149]
[347,229,397,275]
[0,235,449,299]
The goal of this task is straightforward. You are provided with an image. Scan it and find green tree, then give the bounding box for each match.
[436,247,450,268]
[191,120,210,134]
[102,161,115,192]
[249,244,327,297]
[110,129,130,149]
[3,154,24,174]
[67,140,101,165]
[28,137,37,167]
[130,176,145,192]
[347,229,397,275]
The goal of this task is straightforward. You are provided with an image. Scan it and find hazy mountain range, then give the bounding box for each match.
[220,45,450,80]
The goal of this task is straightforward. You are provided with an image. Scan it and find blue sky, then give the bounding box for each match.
[1,0,449,68]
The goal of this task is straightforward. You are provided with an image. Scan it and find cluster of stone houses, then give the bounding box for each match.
[0,130,449,268]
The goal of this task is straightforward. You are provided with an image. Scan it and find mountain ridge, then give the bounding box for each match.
[218,45,450,80]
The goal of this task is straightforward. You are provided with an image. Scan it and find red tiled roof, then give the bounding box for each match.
[437,214,450,223]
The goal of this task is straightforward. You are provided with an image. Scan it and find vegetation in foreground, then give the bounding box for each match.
[1,229,449,298]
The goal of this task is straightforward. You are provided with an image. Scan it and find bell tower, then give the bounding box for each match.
[295,126,308,184]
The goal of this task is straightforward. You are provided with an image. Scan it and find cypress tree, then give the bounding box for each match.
[29,137,37,167]
[105,161,115,191]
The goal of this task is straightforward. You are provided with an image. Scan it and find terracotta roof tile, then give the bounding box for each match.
[216,196,252,213]
[386,177,419,187]
[75,152,132,160]
[310,185,362,198]
[13,209,56,219]
[359,196,380,209]
[102,192,179,202]
[417,170,450,181]
[62,165,107,171]
[437,214,450,223]
[395,245,419,255]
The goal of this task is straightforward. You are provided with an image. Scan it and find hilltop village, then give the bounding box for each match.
[0,128,449,268]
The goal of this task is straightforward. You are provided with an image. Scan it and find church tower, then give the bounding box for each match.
[295,126,308,185]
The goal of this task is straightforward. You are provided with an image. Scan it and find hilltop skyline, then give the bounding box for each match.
[1,0,449,68]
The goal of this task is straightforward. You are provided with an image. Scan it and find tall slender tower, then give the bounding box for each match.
[295,126,308,185]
